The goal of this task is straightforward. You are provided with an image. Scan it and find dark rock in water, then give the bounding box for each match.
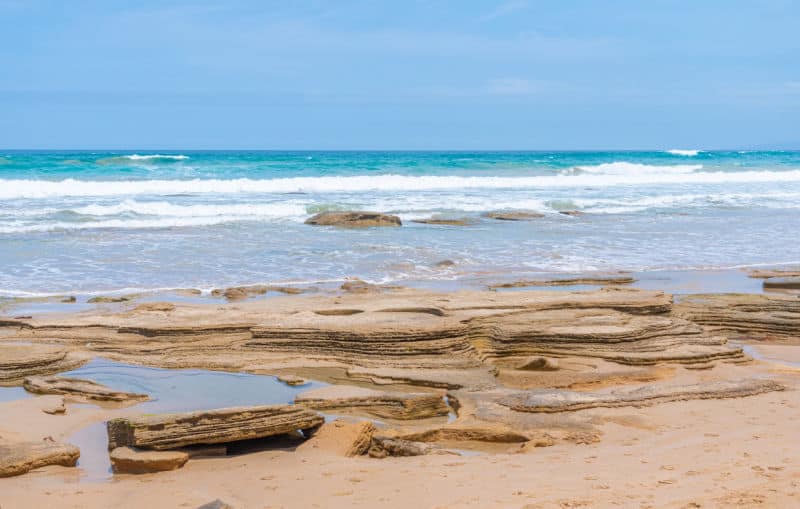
[0,440,80,477]
[88,296,131,304]
[60,296,77,303]
[110,446,188,474]
[558,210,585,217]
[763,277,800,290]
[107,405,324,450]
[211,285,303,301]
[304,211,402,227]
[412,216,477,226]
[435,259,456,267]
[483,211,545,221]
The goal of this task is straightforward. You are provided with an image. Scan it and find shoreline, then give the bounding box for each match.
[0,279,798,507]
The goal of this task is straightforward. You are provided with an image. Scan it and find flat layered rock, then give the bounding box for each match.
[763,277,800,290]
[211,285,303,301]
[0,344,85,386]
[110,446,189,474]
[411,217,477,226]
[674,293,800,341]
[297,420,376,457]
[107,405,324,450]
[499,379,784,413]
[483,211,545,221]
[0,440,80,477]
[304,211,402,227]
[747,268,800,279]
[296,385,449,420]
[24,376,149,402]
[489,276,635,289]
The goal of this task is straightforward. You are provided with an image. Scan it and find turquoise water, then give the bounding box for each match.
[0,150,799,296]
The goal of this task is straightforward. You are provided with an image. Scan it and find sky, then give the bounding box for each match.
[1,0,798,150]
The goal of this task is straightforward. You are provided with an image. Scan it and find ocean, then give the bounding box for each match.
[0,150,798,297]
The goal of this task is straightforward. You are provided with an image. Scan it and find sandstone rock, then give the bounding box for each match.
[399,426,530,444]
[746,268,800,279]
[88,295,131,303]
[340,279,379,294]
[110,446,188,474]
[516,357,560,371]
[134,302,176,312]
[763,277,800,290]
[297,420,376,457]
[0,440,80,477]
[42,397,66,415]
[0,344,85,386]
[276,374,308,386]
[499,379,784,413]
[210,285,302,301]
[107,405,324,450]
[489,276,635,289]
[482,211,544,221]
[412,216,477,226]
[305,211,402,227]
[296,385,449,420]
[24,376,149,402]
[368,436,456,458]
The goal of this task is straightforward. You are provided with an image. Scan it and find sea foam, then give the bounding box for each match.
[666,149,702,156]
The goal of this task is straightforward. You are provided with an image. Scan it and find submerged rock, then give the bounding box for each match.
[23,376,149,403]
[211,285,303,301]
[107,405,324,450]
[304,211,402,227]
[110,446,189,474]
[0,440,80,478]
[87,296,131,303]
[489,276,635,289]
[482,211,544,221]
[411,216,477,226]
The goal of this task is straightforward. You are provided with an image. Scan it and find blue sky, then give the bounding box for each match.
[1,0,798,149]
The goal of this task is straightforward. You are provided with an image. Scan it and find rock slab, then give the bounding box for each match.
[0,440,80,477]
[24,375,149,402]
[305,211,402,227]
[107,405,324,450]
[110,446,189,474]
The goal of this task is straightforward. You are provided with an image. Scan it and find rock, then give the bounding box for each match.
[368,436,456,458]
[559,210,585,216]
[746,268,800,279]
[276,374,308,386]
[399,426,530,444]
[304,211,402,227]
[109,446,189,474]
[197,500,233,509]
[134,302,176,312]
[489,276,635,289]
[211,285,303,301]
[434,259,456,267]
[60,296,77,303]
[0,344,85,386]
[23,376,149,402]
[763,277,800,290]
[498,379,784,413]
[88,296,131,303]
[483,211,544,221]
[178,444,227,458]
[412,217,477,226]
[516,357,560,371]
[340,279,378,294]
[107,405,324,450]
[42,397,66,415]
[0,440,80,477]
[297,420,376,457]
[296,385,449,420]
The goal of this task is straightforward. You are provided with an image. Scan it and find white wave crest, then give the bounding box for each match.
[666,149,701,156]
[573,162,703,175]
[72,200,308,218]
[2,169,800,199]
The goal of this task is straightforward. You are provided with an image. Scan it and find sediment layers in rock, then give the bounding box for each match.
[106,405,324,450]
[23,376,149,402]
[498,379,784,413]
[0,344,85,386]
[674,293,800,341]
[296,385,449,420]
[0,440,80,477]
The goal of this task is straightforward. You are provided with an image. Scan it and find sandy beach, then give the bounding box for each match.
[1,274,797,508]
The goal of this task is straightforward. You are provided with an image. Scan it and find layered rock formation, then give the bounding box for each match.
[0,440,80,477]
[304,211,402,227]
[107,405,324,450]
[0,344,85,386]
[296,385,449,420]
[23,376,149,402]
[110,447,189,474]
[482,211,544,221]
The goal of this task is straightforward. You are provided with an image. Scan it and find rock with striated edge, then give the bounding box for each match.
[296,385,449,420]
[763,277,800,290]
[107,405,324,450]
[24,376,149,403]
[0,344,85,386]
[368,436,457,458]
[110,446,188,474]
[499,379,784,413]
[305,211,402,227]
[297,419,376,457]
[0,440,80,478]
